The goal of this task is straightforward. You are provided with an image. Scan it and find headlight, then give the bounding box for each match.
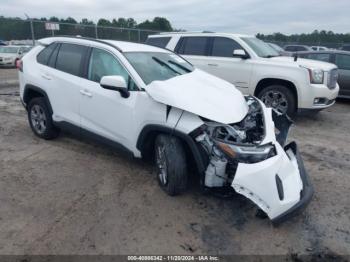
[216,142,276,163]
[307,68,324,84]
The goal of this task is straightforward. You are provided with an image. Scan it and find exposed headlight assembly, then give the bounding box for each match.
[306,68,324,84]
[216,141,276,163]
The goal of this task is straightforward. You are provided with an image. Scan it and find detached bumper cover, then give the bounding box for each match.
[271,142,314,225]
[232,141,313,224]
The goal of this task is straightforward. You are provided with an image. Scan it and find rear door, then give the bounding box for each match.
[41,43,89,126]
[334,53,350,97]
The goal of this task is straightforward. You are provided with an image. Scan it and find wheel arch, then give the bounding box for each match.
[136,125,207,174]
[254,78,298,107]
[23,84,53,115]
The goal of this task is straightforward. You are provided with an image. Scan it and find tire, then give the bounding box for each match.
[154,134,188,196]
[257,85,296,117]
[28,97,60,140]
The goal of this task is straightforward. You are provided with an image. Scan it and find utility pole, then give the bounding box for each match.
[25,13,35,46]
[95,24,98,39]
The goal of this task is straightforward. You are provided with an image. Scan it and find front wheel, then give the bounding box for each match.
[257,85,296,116]
[154,134,188,196]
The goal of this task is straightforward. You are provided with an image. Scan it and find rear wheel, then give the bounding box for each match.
[257,85,296,116]
[28,97,60,140]
[154,134,188,196]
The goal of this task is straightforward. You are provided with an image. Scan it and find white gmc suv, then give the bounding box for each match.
[146,33,339,116]
[18,36,313,224]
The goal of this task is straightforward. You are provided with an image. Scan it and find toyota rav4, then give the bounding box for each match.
[19,37,313,224]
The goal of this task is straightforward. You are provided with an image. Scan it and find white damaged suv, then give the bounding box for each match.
[19,37,313,224]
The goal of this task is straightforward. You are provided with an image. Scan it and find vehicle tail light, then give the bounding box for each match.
[16,59,23,72]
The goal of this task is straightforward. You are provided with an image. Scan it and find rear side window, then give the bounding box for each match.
[307,53,331,62]
[47,44,60,67]
[335,54,350,70]
[37,43,58,65]
[146,37,171,48]
[284,46,295,52]
[211,37,242,57]
[296,46,307,51]
[177,37,208,56]
[56,43,88,76]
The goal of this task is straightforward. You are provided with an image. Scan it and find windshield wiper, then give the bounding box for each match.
[168,60,192,73]
[152,57,181,75]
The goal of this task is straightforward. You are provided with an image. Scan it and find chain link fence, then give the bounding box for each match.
[0,17,163,45]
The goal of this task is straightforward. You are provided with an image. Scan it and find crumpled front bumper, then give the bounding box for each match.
[232,141,313,225]
[270,142,314,225]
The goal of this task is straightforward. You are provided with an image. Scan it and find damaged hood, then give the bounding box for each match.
[146,69,248,124]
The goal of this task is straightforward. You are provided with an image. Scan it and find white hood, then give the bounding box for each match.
[270,56,337,70]
[146,69,248,124]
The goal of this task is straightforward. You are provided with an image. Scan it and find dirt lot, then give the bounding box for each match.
[0,69,349,257]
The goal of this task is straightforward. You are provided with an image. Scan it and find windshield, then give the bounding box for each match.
[0,47,19,54]
[242,37,280,58]
[124,52,194,85]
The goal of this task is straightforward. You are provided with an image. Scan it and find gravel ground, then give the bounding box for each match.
[0,68,18,87]
[0,69,349,257]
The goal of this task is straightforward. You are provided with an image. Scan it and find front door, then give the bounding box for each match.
[79,47,138,148]
[177,36,253,93]
[204,37,253,92]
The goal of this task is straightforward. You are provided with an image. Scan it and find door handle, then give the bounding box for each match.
[208,63,218,67]
[80,89,92,97]
[41,73,51,80]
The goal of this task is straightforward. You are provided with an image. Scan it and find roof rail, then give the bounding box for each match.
[159,31,215,35]
[42,35,123,53]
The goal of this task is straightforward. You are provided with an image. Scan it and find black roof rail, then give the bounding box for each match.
[44,35,123,53]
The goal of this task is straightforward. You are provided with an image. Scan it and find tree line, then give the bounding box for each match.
[1,15,350,46]
[0,16,173,42]
[257,30,350,46]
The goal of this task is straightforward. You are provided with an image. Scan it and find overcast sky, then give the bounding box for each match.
[2,0,349,34]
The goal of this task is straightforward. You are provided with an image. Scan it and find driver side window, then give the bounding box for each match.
[211,37,242,57]
[88,48,137,90]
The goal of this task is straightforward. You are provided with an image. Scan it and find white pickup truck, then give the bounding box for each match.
[146,33,339,116]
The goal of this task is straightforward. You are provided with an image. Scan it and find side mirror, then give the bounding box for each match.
[233,49,249,59]
[100,75,130,98]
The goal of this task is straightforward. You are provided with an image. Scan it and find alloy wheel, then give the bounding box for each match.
[156,146,168,185]
[261,90,288,114]
[30,104,47,134]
